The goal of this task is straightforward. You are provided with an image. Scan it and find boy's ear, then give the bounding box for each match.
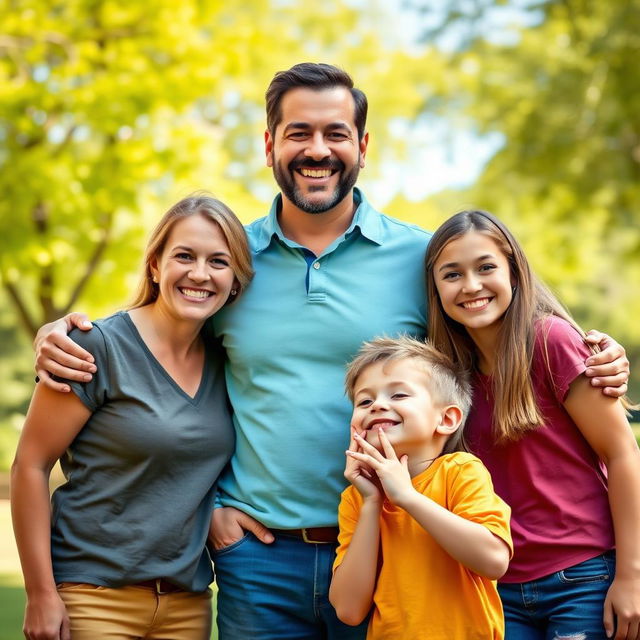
[435,405,464,436]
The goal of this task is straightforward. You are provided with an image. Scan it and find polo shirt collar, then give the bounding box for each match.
[253,188,384,253]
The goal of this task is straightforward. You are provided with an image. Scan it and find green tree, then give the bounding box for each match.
[396,0,640,394]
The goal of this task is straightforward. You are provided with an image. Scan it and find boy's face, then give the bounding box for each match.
[351,358,448,457]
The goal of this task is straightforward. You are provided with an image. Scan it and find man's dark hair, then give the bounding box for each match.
[265,63,368,141]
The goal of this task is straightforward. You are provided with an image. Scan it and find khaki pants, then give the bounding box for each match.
[57,583,212,640]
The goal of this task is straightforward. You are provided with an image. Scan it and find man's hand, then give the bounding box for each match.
[209,506,274,551]
[584,330,630,398]
[34,313,95,392]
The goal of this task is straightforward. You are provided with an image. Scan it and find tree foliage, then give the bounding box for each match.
[393,0,640,393]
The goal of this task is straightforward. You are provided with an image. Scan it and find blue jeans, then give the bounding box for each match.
[212,532,368,640]
[498,552,615,640]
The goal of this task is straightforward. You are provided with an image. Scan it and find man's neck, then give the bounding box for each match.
[277,191,357,256]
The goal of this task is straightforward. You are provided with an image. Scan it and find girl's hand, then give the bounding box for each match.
[604,575,640,639]
[349,429,414,506]
[344,427,381,502]
[23,591,71,640]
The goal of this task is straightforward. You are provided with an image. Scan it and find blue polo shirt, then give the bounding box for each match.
[212,189,430,528]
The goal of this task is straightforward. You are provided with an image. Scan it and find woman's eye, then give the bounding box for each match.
[175,252,193,260]
[210,258,230,267]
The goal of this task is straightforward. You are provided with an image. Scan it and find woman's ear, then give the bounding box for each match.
[435,405,464,437]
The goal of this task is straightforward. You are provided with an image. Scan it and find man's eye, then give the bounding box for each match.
[328,132,348,140]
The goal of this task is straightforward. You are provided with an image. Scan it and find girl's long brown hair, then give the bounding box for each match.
[426,210,598,442]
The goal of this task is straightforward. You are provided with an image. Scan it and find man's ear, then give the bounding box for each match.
[359,132,369,168]
[265,130,273,167]
[435,405,464,436]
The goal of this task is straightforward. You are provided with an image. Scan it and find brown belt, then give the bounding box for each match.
[271,527,339,544]
[131,578,184,594]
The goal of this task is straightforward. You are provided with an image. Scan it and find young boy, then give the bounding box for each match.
[329,336,513,639]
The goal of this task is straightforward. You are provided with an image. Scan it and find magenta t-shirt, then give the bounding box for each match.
[465,315,614,583]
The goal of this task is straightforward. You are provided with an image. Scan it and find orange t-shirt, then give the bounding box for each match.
[334,452,513,640]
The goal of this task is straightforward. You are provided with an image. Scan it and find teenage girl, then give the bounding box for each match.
[425,209,640,640]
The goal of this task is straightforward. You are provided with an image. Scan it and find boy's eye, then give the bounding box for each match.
[356,399,372,408]
[392,393,409,399]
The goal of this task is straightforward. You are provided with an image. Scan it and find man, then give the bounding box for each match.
[36,63,630,639]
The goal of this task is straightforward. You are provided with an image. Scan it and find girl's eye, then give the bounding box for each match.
[479,263,496,273]
[442,271,460,280]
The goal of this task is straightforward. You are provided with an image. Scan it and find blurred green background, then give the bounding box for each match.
[1,0,638,636]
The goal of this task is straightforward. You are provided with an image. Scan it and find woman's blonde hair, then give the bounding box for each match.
[425,209,632,442]
[129,194,253,309]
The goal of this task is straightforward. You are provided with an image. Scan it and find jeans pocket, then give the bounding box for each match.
[212,531,251,557]
[558,555,612,584]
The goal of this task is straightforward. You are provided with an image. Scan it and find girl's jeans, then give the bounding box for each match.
[498,551,615,640]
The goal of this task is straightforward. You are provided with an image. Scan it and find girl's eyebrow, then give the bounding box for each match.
[437,254,495,272]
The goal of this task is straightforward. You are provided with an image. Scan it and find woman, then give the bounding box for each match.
[11,195,253,640]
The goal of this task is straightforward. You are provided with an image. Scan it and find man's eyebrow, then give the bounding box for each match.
[282,122,353,134]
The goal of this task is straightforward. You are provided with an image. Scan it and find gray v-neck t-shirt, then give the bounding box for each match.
[51,311,234,592]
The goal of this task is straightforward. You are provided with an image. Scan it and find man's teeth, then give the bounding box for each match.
[300,168,332,178]
[181,288,211,299]
[462,298,489,309]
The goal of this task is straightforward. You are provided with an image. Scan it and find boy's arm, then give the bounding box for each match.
[34,313,95,392]
[329,497,381,626]
[330,429,382,626]
[397,487,510,580]
[350,431,511,581]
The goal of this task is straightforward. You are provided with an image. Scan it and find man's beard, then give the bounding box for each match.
[273,153,361,214]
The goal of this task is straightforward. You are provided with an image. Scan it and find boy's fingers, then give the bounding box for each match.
[353,433,384,461]
[377,428,397,460]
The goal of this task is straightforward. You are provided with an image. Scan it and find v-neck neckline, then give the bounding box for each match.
[122,311,210,404]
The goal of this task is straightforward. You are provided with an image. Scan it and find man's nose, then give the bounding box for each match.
[304,132,330,160]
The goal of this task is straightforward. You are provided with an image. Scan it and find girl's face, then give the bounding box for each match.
[150,214,237,325]
[433,230,514,340]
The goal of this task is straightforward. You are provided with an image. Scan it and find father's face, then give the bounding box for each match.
[265,87,368,214]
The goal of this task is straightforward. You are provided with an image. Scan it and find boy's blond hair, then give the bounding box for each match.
[345,336,472,454]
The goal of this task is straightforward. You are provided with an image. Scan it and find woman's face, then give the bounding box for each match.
[432,230,514,340]
[150,214,237,324]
